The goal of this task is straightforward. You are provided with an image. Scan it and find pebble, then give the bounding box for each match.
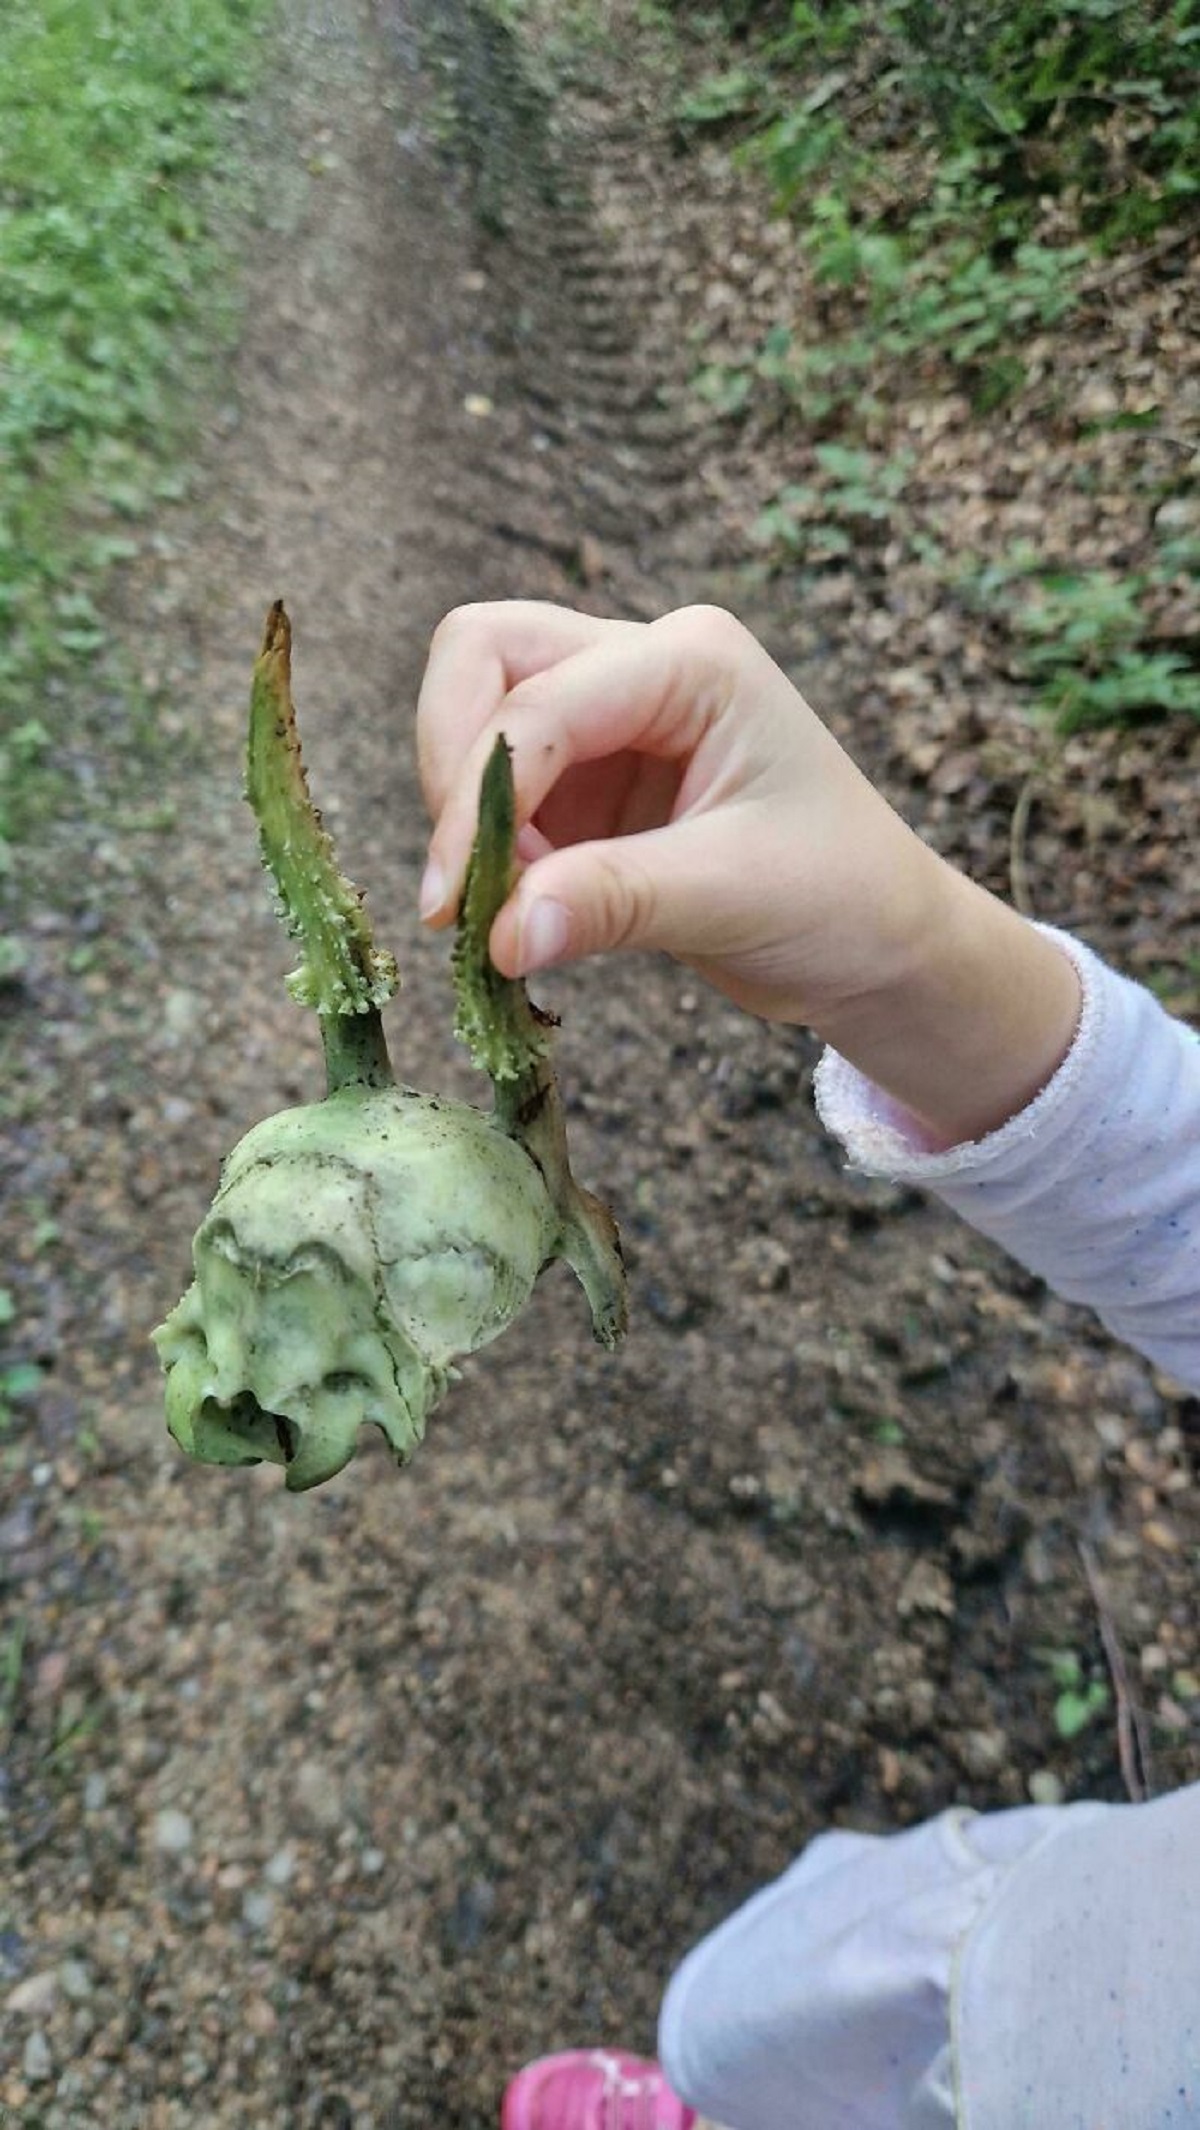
[245,1995,278,2038]
[1028,1768,1065,1807]
[152,1807,194,1855]
[58,1960,92,2003]
[295,1758,341,1830]
[957,1727,1009,1780]
[7,1970,58,2017]
[23,2030,52,2084]
[163,987,204,1039]
[264,1845,296,1889]
[242,1889,275,1933]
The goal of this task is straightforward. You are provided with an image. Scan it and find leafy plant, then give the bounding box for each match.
[675,65,763,130]
[956,540,1200,732]
[1041,1647,1110,1742]
[1014,573,1200,730]
[0,1619,27,1743]
[681,0,1199,432]
[0,1286,43,1435]
[0,0,273,743]
[754,444,913,562]
[751,0,1200,244]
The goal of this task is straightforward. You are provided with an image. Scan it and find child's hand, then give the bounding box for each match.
[416,601,1080,1147]
[418,602,938,1018]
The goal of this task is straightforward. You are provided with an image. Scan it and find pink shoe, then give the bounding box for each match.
[501,2049,697,2130]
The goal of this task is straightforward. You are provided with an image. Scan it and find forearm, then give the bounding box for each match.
[812,858,1083,1152]
[817,926,1200,1389]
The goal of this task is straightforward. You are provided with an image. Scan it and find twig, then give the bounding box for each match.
[1008,773,1038,916]
[1077,219,1200,298]
[1078,1540,1154,1803]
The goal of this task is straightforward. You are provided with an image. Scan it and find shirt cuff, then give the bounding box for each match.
[812,924,1096,1183]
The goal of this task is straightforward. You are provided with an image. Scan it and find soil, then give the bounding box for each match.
[1,1,1197,2124]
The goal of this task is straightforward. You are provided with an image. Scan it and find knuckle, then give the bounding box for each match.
[429,601,489,653]
[590,852,652,953]
[659,601,746,660]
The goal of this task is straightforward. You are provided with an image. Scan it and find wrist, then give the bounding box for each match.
[815,862,1083,1150]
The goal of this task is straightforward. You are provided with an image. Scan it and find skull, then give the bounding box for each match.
[153,1084,558,1490]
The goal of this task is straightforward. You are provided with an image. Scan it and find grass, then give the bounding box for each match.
[0,0,275,859]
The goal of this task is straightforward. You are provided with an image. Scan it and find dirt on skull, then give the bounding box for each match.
[0,1,1196,2126]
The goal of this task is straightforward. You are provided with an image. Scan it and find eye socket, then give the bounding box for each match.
[195,1392,299,1466]
[323,1371,368,1397]
[201,1222,349,1286]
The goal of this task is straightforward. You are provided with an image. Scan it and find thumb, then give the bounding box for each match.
[491,812,754,977]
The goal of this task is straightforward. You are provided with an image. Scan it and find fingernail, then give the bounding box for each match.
[519,897,570,972]
[418,860,445,920]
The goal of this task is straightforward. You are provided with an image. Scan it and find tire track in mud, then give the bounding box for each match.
[391,0,729,609]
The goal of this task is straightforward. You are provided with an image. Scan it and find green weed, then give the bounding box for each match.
[680,0,1198,421]
[750,0,1200,246]
[754,444,913,563]
[0,1618,27,1741]
[1040,1647,1110,1742]
[0,0,274,746]
[957,536,1200,732]
[0,1287,43,1434]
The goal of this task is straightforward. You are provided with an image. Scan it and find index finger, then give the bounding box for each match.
[416,601,629,818]
[421,615,735,923]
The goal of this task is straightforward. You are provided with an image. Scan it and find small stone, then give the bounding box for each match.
[23,2030,52,2084]
[1156,1694,1189,1733]
[7,1971,58,2018]
[854,1449,956,1515]
[1028,1768,1065,1807]
[897,1559,955,1620]
[163,988,203,1039]
[58,1960,92,2003]
[83,1773,108,1812]
[360,1848,385,1876]
[295,1759,340,1830]
[34,1651,68,1698]
[263,1845,296,1889]
[1142,1518,1180,1553]
[957,1727,1009,1780]
[152,1808,194,1855]
[244,1996,278,2038]
[241,1889,275,1933]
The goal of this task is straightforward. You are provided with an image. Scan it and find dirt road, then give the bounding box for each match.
[2,2,1196,2123]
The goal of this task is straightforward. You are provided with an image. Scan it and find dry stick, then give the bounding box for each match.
[1076,218,1200,298]
[1078,1539,1154,1804]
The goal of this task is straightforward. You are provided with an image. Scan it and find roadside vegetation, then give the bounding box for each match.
[0,0,273,890]
[667,0,1200,734]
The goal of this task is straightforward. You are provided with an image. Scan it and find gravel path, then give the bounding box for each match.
[2,3,1195,2123]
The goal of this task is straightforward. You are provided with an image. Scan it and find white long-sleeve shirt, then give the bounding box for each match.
[814,924,1200,1389]
[661,929,1200,2130]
